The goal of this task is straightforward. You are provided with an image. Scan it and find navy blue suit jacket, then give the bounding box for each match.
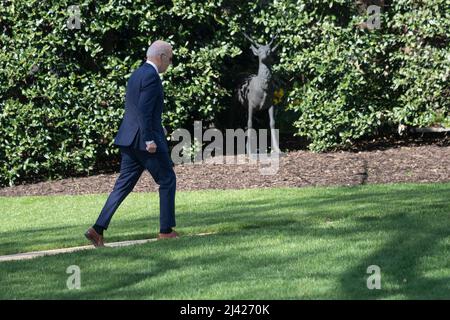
[114,62,168,153]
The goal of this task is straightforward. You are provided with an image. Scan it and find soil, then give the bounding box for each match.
[1,143,449,197]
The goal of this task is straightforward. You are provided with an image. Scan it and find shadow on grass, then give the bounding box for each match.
[336,209,450,299]
[1,184,449,299]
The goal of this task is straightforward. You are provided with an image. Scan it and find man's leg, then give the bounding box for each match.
[94,147,144,231]
[137,151,176,233]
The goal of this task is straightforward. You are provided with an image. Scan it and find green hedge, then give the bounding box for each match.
[0,0,449,186]
[271,0,450,151]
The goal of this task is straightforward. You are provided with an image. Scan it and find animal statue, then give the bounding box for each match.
[237,32,281,154]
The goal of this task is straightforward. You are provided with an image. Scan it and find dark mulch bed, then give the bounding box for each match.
[0,143,449,197]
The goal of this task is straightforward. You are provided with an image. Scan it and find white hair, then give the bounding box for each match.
[146,40,172,58]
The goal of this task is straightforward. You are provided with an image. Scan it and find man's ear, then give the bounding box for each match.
[250,45,258,56]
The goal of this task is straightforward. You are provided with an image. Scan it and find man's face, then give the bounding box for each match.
[160,50,173,73]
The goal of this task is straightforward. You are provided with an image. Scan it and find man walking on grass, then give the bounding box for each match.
[85,40,178,247]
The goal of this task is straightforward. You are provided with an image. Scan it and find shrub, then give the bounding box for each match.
[0,0,448,185]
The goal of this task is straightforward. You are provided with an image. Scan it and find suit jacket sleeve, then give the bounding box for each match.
[137,73,160,143]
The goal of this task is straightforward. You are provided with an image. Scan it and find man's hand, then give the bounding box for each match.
[146,141,157,153]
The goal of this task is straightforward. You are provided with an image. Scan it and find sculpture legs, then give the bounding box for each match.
[268,105,281,154]
[247,105,256,156]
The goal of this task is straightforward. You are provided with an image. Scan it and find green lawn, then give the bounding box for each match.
[0,183,449,299]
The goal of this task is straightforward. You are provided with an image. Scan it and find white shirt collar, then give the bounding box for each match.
[146,60,159,75]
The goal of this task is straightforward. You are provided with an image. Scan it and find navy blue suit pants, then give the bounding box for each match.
[95,143,176,231]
